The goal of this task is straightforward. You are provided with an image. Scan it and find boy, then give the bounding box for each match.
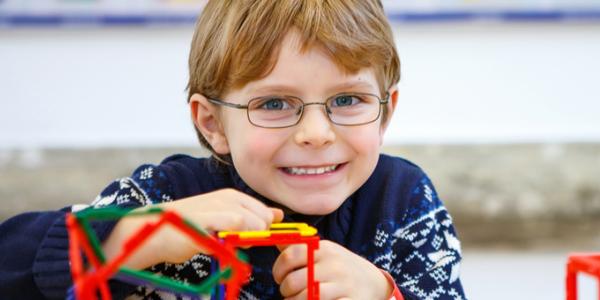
[0,1,466,299]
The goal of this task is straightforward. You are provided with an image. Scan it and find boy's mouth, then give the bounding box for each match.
[281,163,341,175]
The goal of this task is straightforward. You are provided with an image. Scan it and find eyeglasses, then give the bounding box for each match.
[207,92,388,128]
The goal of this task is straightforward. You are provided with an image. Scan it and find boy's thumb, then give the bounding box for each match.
[275,243,290,252]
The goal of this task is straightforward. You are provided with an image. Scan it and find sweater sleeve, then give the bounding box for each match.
[0,210,68,299]
[391,175,466,300]
[0,164,174,299]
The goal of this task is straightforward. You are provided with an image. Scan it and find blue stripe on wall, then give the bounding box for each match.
[387,10,600,22]
[0,14,197,26]
[1,10,600,26]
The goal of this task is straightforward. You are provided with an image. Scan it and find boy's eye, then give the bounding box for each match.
[331,95,360,107]
[253,97,294,110]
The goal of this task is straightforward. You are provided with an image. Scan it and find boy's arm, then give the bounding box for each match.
[0,164,173,299]
[0,209,69,299]
[0,207,129,299]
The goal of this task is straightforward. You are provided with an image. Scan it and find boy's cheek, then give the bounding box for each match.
[344,127,382,150]
[244,133,283,159]
[228,129,281,159]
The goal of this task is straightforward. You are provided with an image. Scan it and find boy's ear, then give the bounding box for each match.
[379,86,399,139]
[189,93,230,155]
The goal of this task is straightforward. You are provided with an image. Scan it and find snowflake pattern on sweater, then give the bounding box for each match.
[88,165,216,300]
[365,176,464,300]
[90,165,173,208]
[85,157,465,300]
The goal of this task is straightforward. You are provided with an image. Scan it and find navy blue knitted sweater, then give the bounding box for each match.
[0,154,465,299]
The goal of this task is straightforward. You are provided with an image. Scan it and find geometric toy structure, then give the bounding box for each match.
[566,253,600,300]
[219,223,321,300]
[66,206,249,300]
[66,206,320,300]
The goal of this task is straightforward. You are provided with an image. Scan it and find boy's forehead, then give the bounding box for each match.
[235,30,378,96]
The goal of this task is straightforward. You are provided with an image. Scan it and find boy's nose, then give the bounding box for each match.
[293,105,336,148]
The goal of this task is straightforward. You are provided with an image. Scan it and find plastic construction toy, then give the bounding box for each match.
[66,206,321,300]
[219,223,321,300]
[566,253,600,300]
[66,207,250,300]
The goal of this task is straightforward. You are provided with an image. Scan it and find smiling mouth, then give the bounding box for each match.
[282,164,341,175]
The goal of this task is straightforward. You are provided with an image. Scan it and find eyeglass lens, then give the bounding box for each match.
[247,94,382,128]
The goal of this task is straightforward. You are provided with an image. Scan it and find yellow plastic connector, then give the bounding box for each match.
[218,223,317,239]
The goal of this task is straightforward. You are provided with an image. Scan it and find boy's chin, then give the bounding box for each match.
[281,196,345,216]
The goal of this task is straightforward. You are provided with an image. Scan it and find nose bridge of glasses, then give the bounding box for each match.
[301,102,332,115]
[295,102,335,132]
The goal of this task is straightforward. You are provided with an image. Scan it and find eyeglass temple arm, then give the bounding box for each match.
[381,92,390,104]
[207,98,249,109]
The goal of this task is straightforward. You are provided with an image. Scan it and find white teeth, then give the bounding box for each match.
[287,165,338,175]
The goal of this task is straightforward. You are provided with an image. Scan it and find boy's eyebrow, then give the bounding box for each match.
[249,84,302,95]
[330,80,377,92]
[249,80,376,96]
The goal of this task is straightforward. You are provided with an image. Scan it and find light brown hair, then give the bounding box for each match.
[187,0,400,155]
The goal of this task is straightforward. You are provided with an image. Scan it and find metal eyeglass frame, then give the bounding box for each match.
[206,92,389,129]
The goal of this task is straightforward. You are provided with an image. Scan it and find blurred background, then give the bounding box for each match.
[1,0,600,298]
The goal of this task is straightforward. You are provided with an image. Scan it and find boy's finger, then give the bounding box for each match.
[272,244,308,284]
[276,243,289,252]
[197,210,265,232]
[196,212,244,232]
[218,203,271,231]
[237,206,271,230]
[279,267,307,298]
[283,282,346,300]
[271,208,284,223]
[237,195,278,225]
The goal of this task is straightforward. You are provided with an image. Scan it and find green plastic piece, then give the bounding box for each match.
[118,266,231,296]
[71,205,245,298]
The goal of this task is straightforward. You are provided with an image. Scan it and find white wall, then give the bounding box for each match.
[1,22,600,148]
[390,22,600,143]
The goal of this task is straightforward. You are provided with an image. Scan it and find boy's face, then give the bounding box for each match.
[194,30,396,215]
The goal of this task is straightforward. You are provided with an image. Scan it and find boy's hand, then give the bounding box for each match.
[272,240,393,300]
[103,188,283,268]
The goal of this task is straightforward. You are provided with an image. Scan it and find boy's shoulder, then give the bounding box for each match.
[374,153,427,186]
[157,153,223,175]
[345,154,436,244]
[152,154,228,199]
[159,153,209,166]
[354,153,430,211]
[355,154,434,212]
